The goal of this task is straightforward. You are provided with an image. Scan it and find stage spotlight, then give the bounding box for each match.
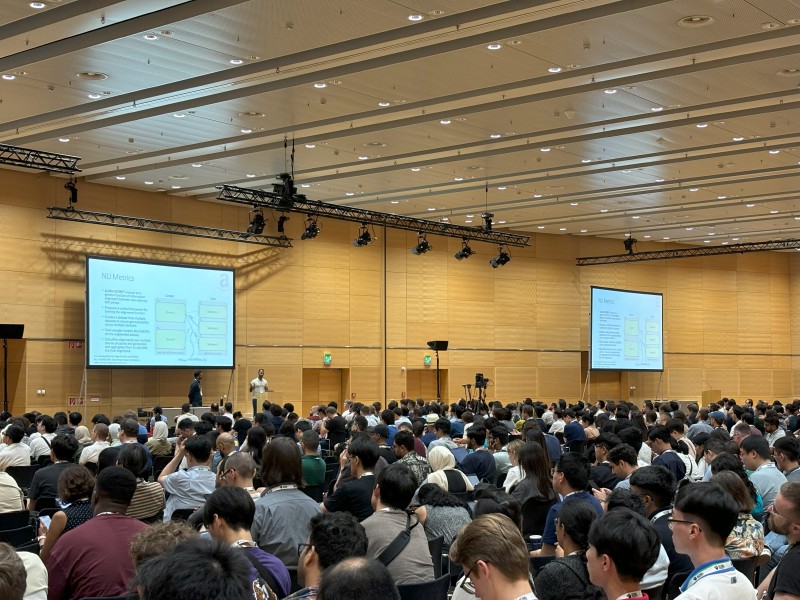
[482,212,494,231]
[411,233,431,255]
[277,215,289,234]
[489,245,511,268]
[353,224,372,247]
[623,236,637,254]
[301,216,320,240]
[65,178,78,209]
[247,209,265,235]
[454,240,475,260]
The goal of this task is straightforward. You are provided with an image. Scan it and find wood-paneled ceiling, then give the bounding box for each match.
[1,0,799,247]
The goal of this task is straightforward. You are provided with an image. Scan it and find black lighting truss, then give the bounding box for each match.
[46,208,292,248]
[216,184,531,248]
[0,143,80,174]
[576,238,800,266]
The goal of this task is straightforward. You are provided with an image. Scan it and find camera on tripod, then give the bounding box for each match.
[475,372,489,389]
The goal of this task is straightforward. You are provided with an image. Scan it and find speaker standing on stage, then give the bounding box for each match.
[188,370,203,407]
[250,368,269,417]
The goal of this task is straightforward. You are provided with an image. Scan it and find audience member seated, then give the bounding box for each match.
[119,418,154,477]
[458,428,497,481]
[118,443,166,522]
[300,430,326,488]
[27,434,78,510]
[590,433,622,489]
[423,446,474,495]
[28,415,57,463]
[37,464,95,561]
[586,508,660,600]
[322,436,379,522]
[370,424,397,465]
[72,426,92,462]
[158,434,215,521]
[670,482,757,599]
[0,468,23,513]
[740,435,786,512]
[534,499,599,600]
[252,437,321,566]
[648,425,687,482]
[16,543,48,600]
[450,513,534,600]
[129,521,198,569]
[46,467,149,600]
[78,423,110,466]
[0,542,26,600]
[710,470,764,560]
[629,465,694,581]
[758,482,800,598]
[535,453,602,557]
[415,483,472,548]
[709,453,763,514]
[204,486,291,598]
[510,441,556,506]
[362,463,434,585]
[488,426,512,475]
[146,421,173,457]
[317,557,399,600]
[428,418,458,451]
[0,425,32,471]
[136,538,251,600]
[392,430,431,485]
[287,512,368,600]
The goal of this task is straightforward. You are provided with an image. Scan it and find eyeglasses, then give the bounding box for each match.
[460,568,475,594]
[667,517,701,531]
[768,503,794,523]
[297,543,312,557]
[219,468,235,480]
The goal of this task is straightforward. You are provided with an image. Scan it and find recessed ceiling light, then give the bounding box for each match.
[173,113,186,118]
[537,226,545,229]
[144,181,154,185]
[87,93,102,99]
[762,22,781,30]
[410,167,421,172]
[533,194,542,198]
[498,186,506,190]
[732,237,740,240]
[746,203,755,207]
[76,72,108,80]
[440,119,451,125]
[581,229,588,233]
[689,187,699,192]
[656,178,665,182]
[230,59,243,65]
[651,107,664,112]
[686,227,694,231]
[490,133,502,139]
[191,163,202,168]
[358,156,368,160]
[487,43,502,50]
[717,195,727,199]
[246,174,256,178]
[346,192,355,196]
[704,240,711,243]
[427,207,435,211]
[644,235,651,238]
[465,220,472,224]
[58,137,70,143]
[143,34,158,40]
[390,200,399,204]
[305,143,316,148]
[466,214,474,218]
[604,88,617,94]
[499,220,506,224]
[600,209,608,213]
[171,185,181,189]
[581,158,592,163]
[378,101,391,107]
[540,147,551,152]
[769,149,781,154]
[570,202,578,206]
[29,2,46,8]
[709,232,715,236]
[770,210,779,214]
[677,15,715,28]
[777,68,800,77]
[240,128,252,134]
[732,136,744,141]
[663,237,670,240]
[559,227,566,231]
[313,82,327,89]
[621,170,632,174]
[548,67,562,73]
[1,74,15,80]
[454,177,463,181]
[408,14,424,21]
[632,216,640,219]
[696,123,708,128]
[115,176,125,180]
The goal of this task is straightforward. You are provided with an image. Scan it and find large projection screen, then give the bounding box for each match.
[86,257,235,368]
[590,286,663,371]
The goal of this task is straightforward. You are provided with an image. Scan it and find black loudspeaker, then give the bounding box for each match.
[427,340,448,351]
[0,325,24,339]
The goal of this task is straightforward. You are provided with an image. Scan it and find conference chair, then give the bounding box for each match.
[0,524,35,547]
[397,572,450,600]
[7,464,39,493]
[528,555,556,577]
[521,497,557,539]
[301,484,324,502]
[169,508,196,522]
[0,509,30,530]
[731,556,758,585]
[427,535,444,579]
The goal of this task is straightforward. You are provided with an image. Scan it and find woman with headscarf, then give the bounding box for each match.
[146,421,173,456]
[108,422,122,447]
[72,426,93,462]
[422,446,474,494]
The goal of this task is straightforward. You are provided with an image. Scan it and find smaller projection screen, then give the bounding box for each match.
[590,286,663,371]
[86,257,235,368]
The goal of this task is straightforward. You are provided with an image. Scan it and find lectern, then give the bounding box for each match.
[0,324,24,413]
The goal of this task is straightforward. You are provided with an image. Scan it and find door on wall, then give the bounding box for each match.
[302,369,349,416]
[405,368,448,403]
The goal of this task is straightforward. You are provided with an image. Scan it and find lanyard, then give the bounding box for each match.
[616,593,644,600]
[266,484,297,493]
[650,508,671,523]
[680,558,736,592]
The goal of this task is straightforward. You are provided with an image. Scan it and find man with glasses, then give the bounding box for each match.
[288,512,368,600]
[669,482,756,599]
[758,482,800,599]
[449,513,534,600]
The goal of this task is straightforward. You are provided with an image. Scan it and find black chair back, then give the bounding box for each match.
[664,570,691,600]
[0,509,30,530]
[170,508,196,522]
[397,573,450,600]
[151,455,174,480]
[286,567,302,593]
[84,462,98,475]
[427,535,444,578]
[34,496,59,511]
[302,484,324,502]
[0,525,35,547]
[731,556,758,585]
[521,497,556,538]
[529,555,556,577]
[7,465,39,491]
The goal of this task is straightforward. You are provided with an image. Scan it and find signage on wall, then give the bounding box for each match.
[323,352,332,365]
[67,341,83,349]
[67,396,85,407]
[424,354,432,366]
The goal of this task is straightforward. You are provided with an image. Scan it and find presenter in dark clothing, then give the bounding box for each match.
[189,370,203,407]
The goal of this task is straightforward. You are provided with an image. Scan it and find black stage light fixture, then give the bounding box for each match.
[247,208,266,235]
[353,223,372,247]
[454,239,475,260]
[623,235,637,254]
[277,215,289,234]
[411,233,431,255]
[482,212,494,231]
[301,216,320,240]
[65,178,78,209]
[489,245,511,268]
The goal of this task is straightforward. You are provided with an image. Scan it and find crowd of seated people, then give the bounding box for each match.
[0,395,799,599]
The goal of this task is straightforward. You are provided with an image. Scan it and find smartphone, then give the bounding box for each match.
[39,515,51,529]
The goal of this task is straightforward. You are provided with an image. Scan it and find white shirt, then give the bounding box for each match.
[18,551,48,600]
[0,443,32,470]
[250,376,268,397]
[28,433,56,460]
[79,441,110,465]
[174,412,200,425]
